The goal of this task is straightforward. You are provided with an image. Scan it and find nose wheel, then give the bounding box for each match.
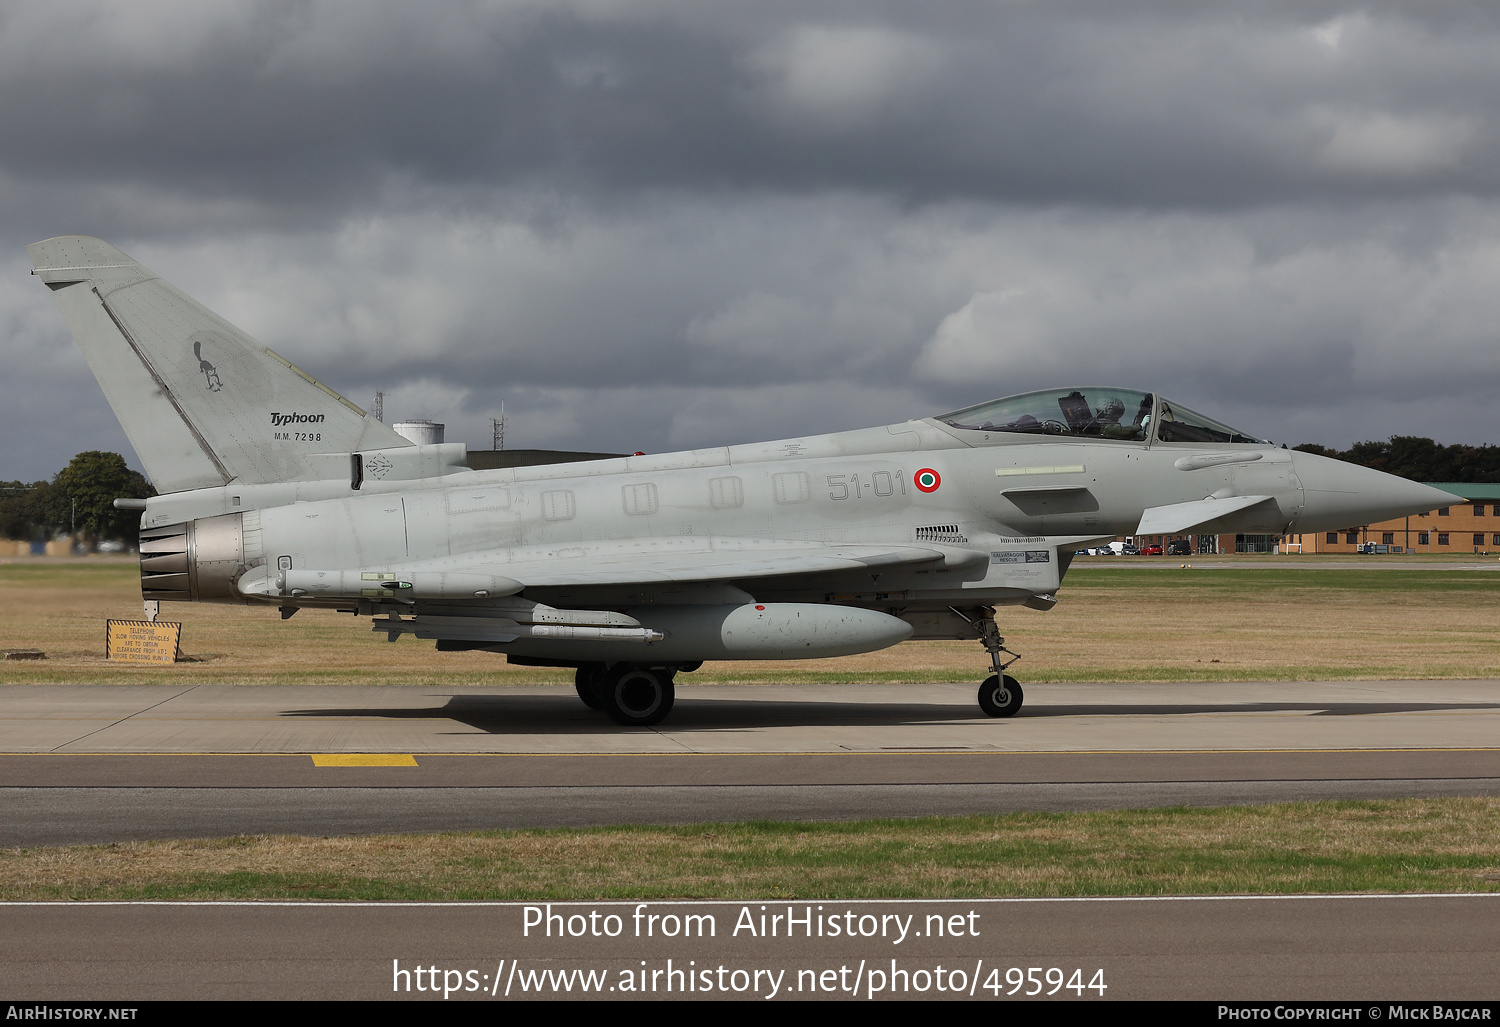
[952,605,1026,718]
[978,674,1023,717]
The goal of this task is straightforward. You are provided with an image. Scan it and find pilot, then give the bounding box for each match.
[1132,395,1154,429]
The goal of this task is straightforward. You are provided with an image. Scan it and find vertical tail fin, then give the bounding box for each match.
[27,236,411,494]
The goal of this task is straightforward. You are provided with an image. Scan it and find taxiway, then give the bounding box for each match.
[1,679,1496,845]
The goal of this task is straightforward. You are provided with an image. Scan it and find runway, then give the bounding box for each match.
[1,680,1497,844]
[4,896,1498,1000]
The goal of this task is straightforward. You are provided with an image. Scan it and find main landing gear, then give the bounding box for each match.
[574,664,605,710]
[575,663,676,727]
[957,607,1025,718]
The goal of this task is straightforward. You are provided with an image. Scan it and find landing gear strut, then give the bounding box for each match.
[954,606,1025,718]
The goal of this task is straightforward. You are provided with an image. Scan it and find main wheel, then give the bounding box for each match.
[574,664,605,710]
[978,674,1023,717]
[601,666,675,727]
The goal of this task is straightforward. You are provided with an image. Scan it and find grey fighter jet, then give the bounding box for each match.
[28,236,1457,726]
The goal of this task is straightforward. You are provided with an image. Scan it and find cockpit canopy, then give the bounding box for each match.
[936,388,1265,445]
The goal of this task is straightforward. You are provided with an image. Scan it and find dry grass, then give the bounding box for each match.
[4,561,1496,900]
[2,560,1498,685]
[3,798,1497,900]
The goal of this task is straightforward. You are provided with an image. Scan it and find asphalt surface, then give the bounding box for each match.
[8,679,1500,754]
[3,681,1497,1002]
[0,680,1497,844]
[3,896,1497,1000]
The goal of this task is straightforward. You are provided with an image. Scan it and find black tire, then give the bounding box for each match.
[978,674,1023,717]
[601,666,675,727]
[574,664,605,710]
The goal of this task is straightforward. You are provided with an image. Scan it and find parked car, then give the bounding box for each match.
[1144,543,1163,555]
[1166,539,1193,556]
[1120,543,1141,555]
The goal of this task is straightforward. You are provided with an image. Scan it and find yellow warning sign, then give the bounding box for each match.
[105,620,182,663]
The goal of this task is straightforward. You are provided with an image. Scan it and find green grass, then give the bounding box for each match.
[4,563,1496,902]
[4,799,1497,901]
[1069,565,1500,593]
[0,563,135,586]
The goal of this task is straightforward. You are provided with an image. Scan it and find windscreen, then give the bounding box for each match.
[937,388,1155,441]
[1154,399,1265,445]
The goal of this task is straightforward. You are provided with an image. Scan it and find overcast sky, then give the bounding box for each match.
[5,1,1500,482]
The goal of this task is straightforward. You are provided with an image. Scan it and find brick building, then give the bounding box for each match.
[1278,482,1500,554]
[1125,483,1499,555]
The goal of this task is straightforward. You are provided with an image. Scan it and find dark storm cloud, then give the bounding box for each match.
[3,1,1500,480]
[4,1,1500,216]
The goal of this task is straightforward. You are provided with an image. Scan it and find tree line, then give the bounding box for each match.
[0,452,153,544]
[1292,437,1500,483]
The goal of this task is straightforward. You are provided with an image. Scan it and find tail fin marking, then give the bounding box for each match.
[28,236,411,494]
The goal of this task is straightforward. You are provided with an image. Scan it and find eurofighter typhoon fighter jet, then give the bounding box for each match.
[29,236,1456,726]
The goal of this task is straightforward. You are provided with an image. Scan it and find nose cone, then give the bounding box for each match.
[1292,452,1461,531]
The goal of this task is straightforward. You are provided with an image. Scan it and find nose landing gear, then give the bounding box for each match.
[953,606,1025,718]
[978,674,1023,717]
